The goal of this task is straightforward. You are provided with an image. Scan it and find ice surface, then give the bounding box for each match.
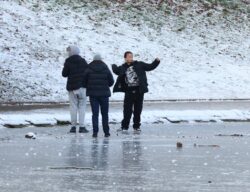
[0,123,250,191]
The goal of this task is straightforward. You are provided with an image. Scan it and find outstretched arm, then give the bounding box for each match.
[142,58,160,72]
[62,61,69,77]
[112,64,121,75]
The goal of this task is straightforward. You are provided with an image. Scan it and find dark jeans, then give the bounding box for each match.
[121,89,144,130]
[90,96,110,135]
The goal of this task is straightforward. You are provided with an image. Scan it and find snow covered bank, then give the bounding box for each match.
[1,109,250,129]
[0,0,249,102]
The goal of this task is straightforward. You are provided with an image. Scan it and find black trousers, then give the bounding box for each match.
[121,89,144,130]
[90,96,110,135]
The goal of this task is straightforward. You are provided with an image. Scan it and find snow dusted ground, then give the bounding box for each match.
[1,107,250,128]
[0,0,250,102]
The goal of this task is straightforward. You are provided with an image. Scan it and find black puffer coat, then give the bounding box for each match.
[83,60,114,97]
[62,55,88,91]
[112,59,160,93]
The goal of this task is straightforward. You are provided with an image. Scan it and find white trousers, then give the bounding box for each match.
[68,88,87,127]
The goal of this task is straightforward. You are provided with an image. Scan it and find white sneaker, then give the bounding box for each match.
[122,129,129,134]
[134,128,141,134]
[117,128,123,132]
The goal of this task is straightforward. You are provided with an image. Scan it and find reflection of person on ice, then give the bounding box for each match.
[112,51,160,133]
[62,46,89,134]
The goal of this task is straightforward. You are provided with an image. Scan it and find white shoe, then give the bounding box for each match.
[134,128,141,134]
[117,128,123,132]
[122,129,129,134]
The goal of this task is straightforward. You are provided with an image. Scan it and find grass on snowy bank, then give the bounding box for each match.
[19,0,250,31]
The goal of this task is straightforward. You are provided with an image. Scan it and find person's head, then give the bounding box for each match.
[124,51,133,63]
[66,46,80,57]
[93,53,102,61]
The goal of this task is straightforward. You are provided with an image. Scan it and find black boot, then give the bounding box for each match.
[92,133,98,138]
[79,127,89,133]
[69,126,76,133]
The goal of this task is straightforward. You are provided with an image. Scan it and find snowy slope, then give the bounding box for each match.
[0,0,250,102]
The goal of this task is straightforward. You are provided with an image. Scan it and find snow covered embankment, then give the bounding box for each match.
[1,109,250,129]
[0,0,250,102]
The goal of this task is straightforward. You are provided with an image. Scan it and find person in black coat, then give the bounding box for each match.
[112,51,160,132]
[62,46,89,134]
[62,46,88,91]
[83,54,114,138]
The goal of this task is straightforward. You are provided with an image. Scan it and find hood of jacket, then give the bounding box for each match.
[66,55,83,63]
[67,46,80,57]
[88,60,109,72]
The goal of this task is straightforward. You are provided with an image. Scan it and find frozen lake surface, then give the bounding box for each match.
[0,123,250,192]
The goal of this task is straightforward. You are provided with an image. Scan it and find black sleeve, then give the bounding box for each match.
[112,64,121,75]
[142,59,160,72]
[82,69,89,88]
[83,58,88,67]
[107,69,115,87]
[82,58,89,72]
[62,61,69,77]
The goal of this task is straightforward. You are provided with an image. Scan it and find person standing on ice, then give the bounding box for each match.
[83,54,114,138]
[112,51,160,132]
[62,46,89,134]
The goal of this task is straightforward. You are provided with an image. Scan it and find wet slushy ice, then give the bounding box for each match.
[0,123,250,192]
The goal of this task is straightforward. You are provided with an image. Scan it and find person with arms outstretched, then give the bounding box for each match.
[112,51,160,133]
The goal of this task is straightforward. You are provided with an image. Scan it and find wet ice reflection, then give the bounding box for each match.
[0,123,250,191]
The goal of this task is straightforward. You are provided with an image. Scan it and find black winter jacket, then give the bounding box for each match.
[112,59,160,93]
[62,55,88,91]
[83,60,114,97]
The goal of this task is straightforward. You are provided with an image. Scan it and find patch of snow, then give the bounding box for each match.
[1,109,250,128]
[25,132,36,139]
